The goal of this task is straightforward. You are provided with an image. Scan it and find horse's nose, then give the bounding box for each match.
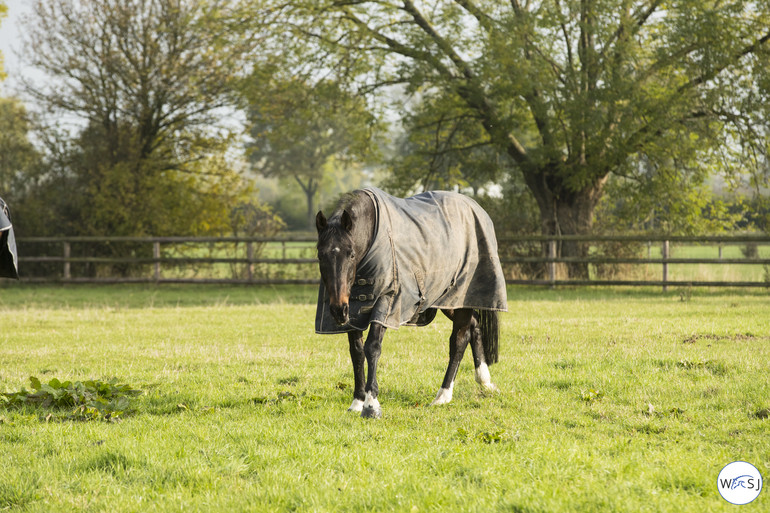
[330,302,349,325]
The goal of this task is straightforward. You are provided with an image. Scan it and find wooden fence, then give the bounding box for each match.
[12,234,770,289]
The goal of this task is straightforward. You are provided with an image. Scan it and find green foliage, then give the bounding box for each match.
[2,376,141,422]
[580,388,605,403]
[15,0,265,238]
[244,74,378,230]
[385,91,510,194]
[256,158,369,232]
[0,97,41,199]
[229,200,286,238]
[455,427,512,444]
[595,158,747,235]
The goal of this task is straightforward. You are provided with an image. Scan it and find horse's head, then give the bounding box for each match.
[316,209,357,326]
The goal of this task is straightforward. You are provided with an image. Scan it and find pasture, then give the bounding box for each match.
[0,284,768,512]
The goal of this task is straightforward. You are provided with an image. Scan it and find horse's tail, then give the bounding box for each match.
[478,310,499,365]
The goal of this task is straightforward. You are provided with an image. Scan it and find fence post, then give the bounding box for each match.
[246,242,254,282]
[153,241,161,281]
[662,240,669,292]
[548,239,557,288]
[63,241,71,280]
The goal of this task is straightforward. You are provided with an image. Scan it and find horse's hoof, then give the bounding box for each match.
[361,405,382,419]
[430,386,454,406]
[481,382,499,394]
[361,392,381,419]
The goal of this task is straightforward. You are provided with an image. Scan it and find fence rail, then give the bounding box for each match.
[11,234,770,289]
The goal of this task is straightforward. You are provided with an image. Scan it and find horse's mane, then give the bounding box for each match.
[332,191,362,216]
[317,190,372,248]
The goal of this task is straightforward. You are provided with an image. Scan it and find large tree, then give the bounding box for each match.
[280,0,770,275]
[18,0,261,236]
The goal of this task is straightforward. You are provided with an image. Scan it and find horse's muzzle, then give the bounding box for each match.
[330,302,350,326]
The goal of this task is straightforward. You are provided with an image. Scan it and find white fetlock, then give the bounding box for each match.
[474,363,494,386]
[475,363,498,393]
[430,383,454,406]
[348,398,364,412]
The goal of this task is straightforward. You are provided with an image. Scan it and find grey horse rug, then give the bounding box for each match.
[316,187,507,334]
[0,197,19,279]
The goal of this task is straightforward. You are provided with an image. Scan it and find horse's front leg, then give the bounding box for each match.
[347,330,366,412]
[362,323,387,419]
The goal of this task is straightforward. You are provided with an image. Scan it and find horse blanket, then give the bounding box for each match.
[316,187,507,334]
[0,197,19,279]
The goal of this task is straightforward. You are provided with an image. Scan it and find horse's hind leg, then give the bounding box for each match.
[431,309,474,406]
[347,330,366,412]
[468,311,498,393]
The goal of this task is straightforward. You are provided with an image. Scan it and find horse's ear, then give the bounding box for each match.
[341,210,353,233]
[316,211,327,233]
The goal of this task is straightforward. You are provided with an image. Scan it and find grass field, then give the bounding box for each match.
[0,284,768,512]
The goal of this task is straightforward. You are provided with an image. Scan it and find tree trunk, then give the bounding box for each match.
[294,175,318,232]
[523,163,608,279]
[306,189,315,232]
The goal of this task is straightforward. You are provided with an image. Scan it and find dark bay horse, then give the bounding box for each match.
[315,187,507,418]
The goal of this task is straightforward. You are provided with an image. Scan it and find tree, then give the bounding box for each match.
[280,0,770,276]
[595,158,744,235]
[245,75,377,230]
[0,97,41,198]
[19,0,262,236]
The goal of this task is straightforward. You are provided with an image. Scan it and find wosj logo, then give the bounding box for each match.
[717,461,763,505]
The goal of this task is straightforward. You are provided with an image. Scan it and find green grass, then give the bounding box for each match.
[156,241,318,281]
[0,284,768,512]
[632,243,770,282]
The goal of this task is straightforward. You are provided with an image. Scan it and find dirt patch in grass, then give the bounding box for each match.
[681,333,767,344]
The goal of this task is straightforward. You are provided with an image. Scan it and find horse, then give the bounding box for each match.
[315,187,507,419]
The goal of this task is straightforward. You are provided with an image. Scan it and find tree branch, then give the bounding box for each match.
[399,0,530,164]
[338,7,453,77]
[417,140,493,157]
[598,0,662,62]
[452,0,495,32]
[677,31,770,94]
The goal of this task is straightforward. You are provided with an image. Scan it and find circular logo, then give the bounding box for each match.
[717,461,763,505]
